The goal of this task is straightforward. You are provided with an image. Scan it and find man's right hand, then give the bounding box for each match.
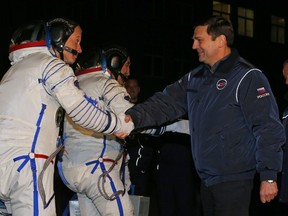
[125,114,132,123]
[114,132,129,139]
[116,113,134,135]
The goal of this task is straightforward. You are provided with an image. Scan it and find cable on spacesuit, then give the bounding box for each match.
[97,147,126,201]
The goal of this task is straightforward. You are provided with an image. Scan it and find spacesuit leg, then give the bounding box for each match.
[1,159,56,216]
[77,193,101,216]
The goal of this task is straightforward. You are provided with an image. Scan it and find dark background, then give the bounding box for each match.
[2,1,288,215]
[1,0,288,110]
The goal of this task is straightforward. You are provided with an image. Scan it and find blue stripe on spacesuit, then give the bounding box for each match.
[106,92,122,106]
[40,60,66,96]
[85,136,124,215]
[110,181,124,216]
[85,136,107,174]
[45,64,65,80]
[78,104,101,126]
[85,159,101,174]
[101,164,124,216]
[101,111,113,133]
[41,60,74,95]
[67,99,86,117]
[13,155,30,172]
[42,60,65,81]
[13,103,47,216]
[31,157,39,215]
[67,95,114,133]
[70,101,97,125]
[84,95,98,106]
[50,75,74,91]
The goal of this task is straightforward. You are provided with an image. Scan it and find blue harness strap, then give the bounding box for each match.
[85,136,125,215]
[13,103,47,216]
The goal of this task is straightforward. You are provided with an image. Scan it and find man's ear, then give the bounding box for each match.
[217,35,226,48]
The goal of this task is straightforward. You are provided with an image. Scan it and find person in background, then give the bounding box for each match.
[125,77,141,103]
[125,15,285,216]
[125,77,158,200]
[282,59,288,86]
[0,19,133,216]
[279,59,288,204]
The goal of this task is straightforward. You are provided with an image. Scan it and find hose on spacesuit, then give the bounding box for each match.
[38,144,64,208]
[38,107,66,208]
[97,148,125,201]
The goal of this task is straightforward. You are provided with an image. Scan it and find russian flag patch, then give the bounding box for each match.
[257,87,270,99]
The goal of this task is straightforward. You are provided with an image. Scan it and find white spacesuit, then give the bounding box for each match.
[60,46,135,216]
[0,20,133,216]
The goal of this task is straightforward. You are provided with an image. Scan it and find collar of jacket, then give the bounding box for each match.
[212,48,239,75]
[194,48,240,77]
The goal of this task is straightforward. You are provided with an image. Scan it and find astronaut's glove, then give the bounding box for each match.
[165,119,190,135]
[117,113,135,135]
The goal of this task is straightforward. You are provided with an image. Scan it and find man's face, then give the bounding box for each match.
[63,26,82,65]
[283,63,288,86]
[192,25,222,67]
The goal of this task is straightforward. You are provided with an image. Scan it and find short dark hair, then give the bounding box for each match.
[195,15,234,47]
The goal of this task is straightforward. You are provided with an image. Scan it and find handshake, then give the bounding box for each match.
[114,114,134,139]
[114,114,190,139]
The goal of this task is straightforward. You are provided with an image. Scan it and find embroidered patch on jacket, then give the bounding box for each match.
[257,87,270,99]
[216,79,227,90]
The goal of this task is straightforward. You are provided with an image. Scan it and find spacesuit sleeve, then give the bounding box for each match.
[100,78,134,114]
[42,59,131,134]
[139,119,190,136]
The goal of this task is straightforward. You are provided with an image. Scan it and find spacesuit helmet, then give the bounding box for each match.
[102,45,129,81]
[9,20,46,53]
[47,17,79,54]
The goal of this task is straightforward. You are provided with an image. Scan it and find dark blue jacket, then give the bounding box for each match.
[126,49,285,186]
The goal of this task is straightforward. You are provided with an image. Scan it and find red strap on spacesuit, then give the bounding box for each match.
[34,153,54,164]
[9,40,46,52]
[102,158,117,164]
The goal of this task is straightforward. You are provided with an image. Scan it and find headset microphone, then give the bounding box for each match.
[63,46,78,55]
[119,72,128,83]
